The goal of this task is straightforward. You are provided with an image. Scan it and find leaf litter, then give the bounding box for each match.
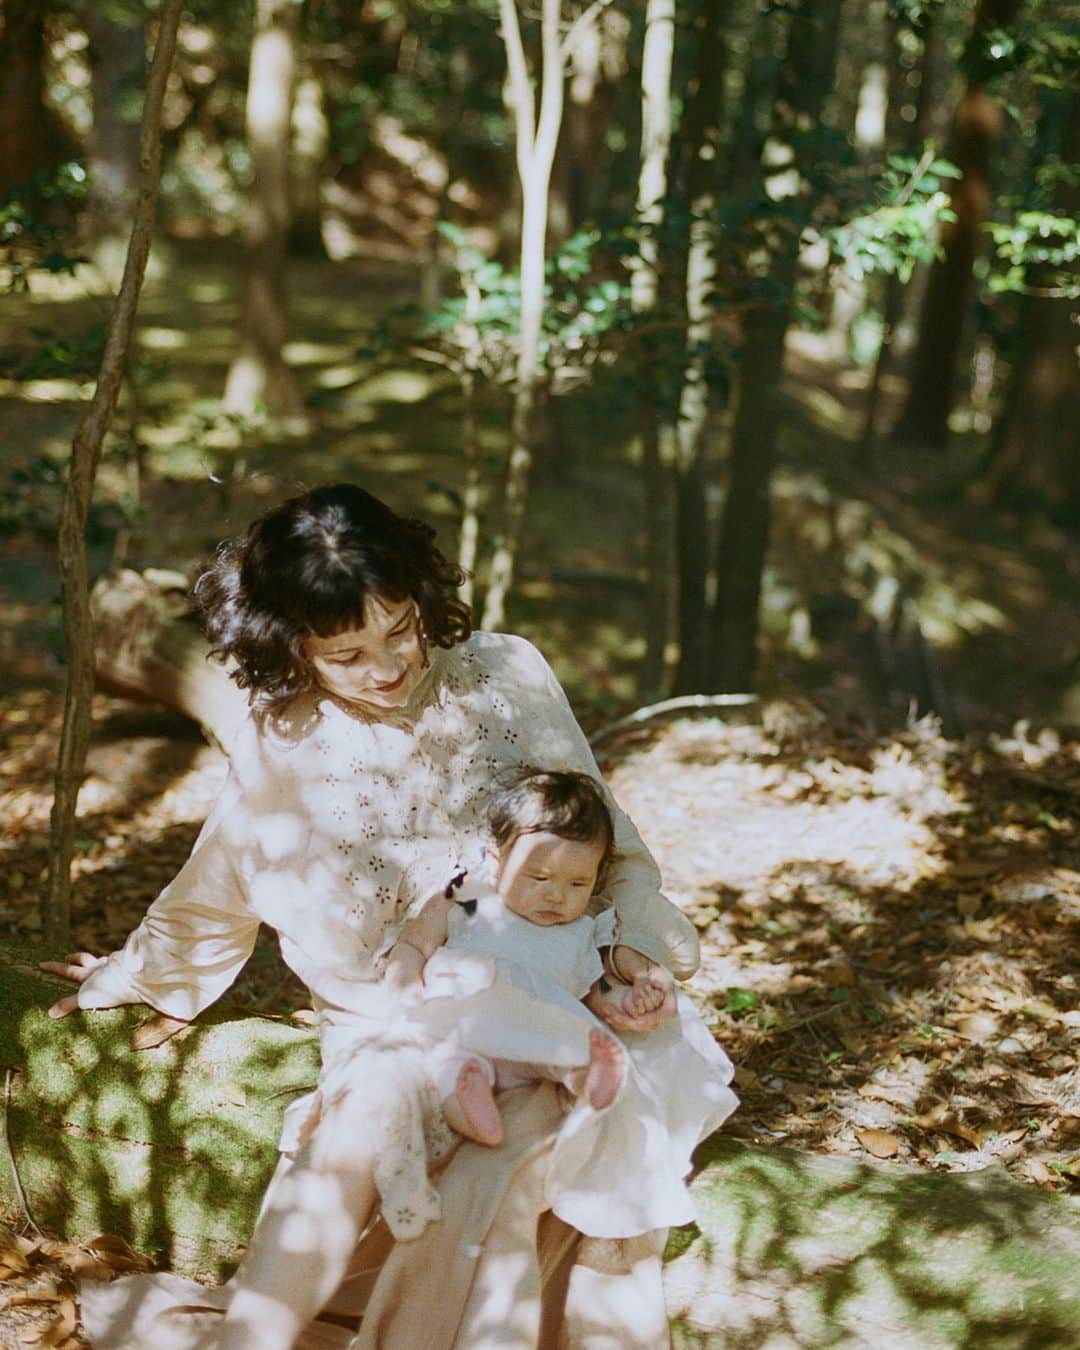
[1,688,1079,1340]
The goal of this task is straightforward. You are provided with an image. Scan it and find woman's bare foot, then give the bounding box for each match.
[584,1031,625,1110]
[442,1060,504,1146]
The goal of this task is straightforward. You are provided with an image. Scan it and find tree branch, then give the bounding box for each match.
[560,0,616,61]
[498,0,536,175]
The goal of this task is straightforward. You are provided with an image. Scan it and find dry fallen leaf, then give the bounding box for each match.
[131,1014,190,1051]
[856,1127,901,1158]
[858,1083,914,1108]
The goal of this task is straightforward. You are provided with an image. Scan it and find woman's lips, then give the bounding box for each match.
[374,670,408,693]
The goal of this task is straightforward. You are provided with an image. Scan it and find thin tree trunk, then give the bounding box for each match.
[482,0,568,632]
[858,3,941,461]
[709,0,842,692]
[222,0,306,424]
[44,0,186,945]
[893,0,1023,448]
[980,91,1079,520]
[632,0,677,698]
[85,0,144,240]
[458,275,483,610]
[672,0,731,695]
[288,69,330,258]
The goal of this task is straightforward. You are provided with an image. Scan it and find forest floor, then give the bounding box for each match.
[1,688,1079,1344]
[2,250,1079,1345]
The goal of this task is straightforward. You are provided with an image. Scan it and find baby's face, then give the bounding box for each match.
[495,831,605,926]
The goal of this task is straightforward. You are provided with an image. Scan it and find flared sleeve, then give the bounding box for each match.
[77,744,260,1021]
[502,636,700,979]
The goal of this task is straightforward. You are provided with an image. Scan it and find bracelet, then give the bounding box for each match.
[606,945,638,985]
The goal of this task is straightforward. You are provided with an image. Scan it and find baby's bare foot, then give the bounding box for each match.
[584,1031,624,1110]
[442,1060,504,1147]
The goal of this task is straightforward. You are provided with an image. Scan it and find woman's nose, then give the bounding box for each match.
[369,644,402,679]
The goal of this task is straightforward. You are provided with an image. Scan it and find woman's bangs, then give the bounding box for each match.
[300,556,410,638]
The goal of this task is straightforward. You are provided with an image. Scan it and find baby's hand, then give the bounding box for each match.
[622,973,667,1019]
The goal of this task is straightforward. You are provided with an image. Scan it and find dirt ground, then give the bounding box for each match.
[1,680,1078,1346]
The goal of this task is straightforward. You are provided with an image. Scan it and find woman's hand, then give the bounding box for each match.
[585,948,676,1034]
[39,951,105,1019]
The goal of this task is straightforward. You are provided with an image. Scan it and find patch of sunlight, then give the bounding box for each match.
[358,367,444,405]
[315,363,368,390]
[281,340,354,366]
[191,280,230,304]
[140,423,191,450]
[138,326,189,351]
[5,377,93,402]
[802,383,856,433]
[24,270,96,302]
[371,452,430,475]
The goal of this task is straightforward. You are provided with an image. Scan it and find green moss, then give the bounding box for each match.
[666,1136,1080,1347]
[0,942,319,1280]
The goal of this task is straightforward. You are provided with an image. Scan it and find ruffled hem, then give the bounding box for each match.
[280,1033,456,1242]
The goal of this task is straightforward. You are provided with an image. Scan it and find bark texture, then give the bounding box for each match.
[45,0,186,947]
[482,0,567,631]
[894,0,1023,448]
[709,0,842,692]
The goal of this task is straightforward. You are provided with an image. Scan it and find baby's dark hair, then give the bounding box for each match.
[194,483,472,710]
[489,768,616,889]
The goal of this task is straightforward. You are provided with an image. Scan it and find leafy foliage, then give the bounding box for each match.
[0,164,89,293]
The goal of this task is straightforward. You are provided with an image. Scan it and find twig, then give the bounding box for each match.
[588,693,759,748]
[3,1070,44,1239]
[773,1004,845,1036]
[560,0,615,60]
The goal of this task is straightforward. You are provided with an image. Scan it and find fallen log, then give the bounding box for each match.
[90,569,246,751]
[3,944,1078,1344]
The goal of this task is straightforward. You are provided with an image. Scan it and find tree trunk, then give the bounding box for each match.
[893,0,1023,448]
[709,0,842,693]
[6,946,1080,1334]
[482,0,565,632]
[631,0,677,699]
[858,3,943,461]
[222,0,307,424]
[672,0,732,695]
[981,91,1080,521]
[84,0,145,241]
[0,0,57,188]
[288,70,330,258]
[44,0,187,947]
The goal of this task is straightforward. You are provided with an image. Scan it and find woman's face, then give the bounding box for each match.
[303,595,424,709]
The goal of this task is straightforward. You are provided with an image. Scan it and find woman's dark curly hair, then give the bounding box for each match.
[194,483,472,710]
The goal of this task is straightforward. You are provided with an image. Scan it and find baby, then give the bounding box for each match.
[383,768,668,1146]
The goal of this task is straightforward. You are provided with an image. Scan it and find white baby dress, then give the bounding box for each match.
[418,879,738,1238]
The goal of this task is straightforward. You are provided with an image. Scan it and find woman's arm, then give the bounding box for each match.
[501,636,700,979]
[43,763,260,1022]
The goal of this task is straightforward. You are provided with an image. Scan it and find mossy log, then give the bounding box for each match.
[3,944,1079,1346]
[0,943,319,1282]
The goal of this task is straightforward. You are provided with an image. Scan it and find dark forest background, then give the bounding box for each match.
[1,0,1078,731]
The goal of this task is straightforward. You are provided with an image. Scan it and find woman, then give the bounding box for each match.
[44,483,722,1349]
